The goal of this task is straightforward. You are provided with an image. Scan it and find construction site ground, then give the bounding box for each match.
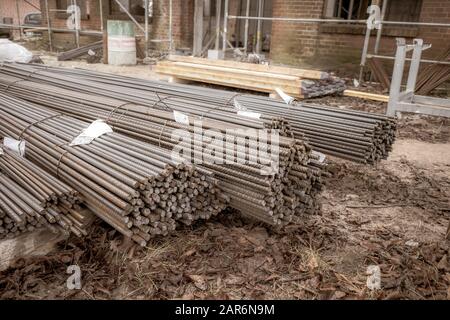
[0,55,449,300]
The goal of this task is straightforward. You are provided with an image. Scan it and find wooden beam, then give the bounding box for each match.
[167,55,330,79]
[343,89,389,102]
[155,63,303,96]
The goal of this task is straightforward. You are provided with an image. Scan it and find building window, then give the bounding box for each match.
[108,0,153,21]
[324,0,370,20]
[324,0,422,22]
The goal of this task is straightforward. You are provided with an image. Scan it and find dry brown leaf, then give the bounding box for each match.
[186,274,207,291]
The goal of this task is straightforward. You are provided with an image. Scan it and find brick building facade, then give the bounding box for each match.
[32,0,449,68]
[269,0,450,67]
[38,0,195,50]
[0,0,41,38]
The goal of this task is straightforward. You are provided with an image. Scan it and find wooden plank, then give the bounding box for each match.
[156,65,303,97]
[156,62,304,89]
[0,229,68,271]
[160,61,302,82]
[166,55,330,80]
[343,89,389,102]
[156,64,302,96]
[158,67,302,96]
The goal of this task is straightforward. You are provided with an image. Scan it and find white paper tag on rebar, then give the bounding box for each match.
[3,137,26,157]
[0,146,3,156]
[233,99,247,112]
[237,110,261,119]
[173,110,190,125]
[70,120,113,146]
[311,150,326,163]
[275,88,295,105]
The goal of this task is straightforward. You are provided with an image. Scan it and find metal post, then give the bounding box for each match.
[406,39,423,95]
[244,0,250,54]
[222,0,228,53]
[99,0,104,31]
[73,0,80,48]
[215,0,221,50]
[358,23,371,83]
[374,0,387,54]
[387,39,407,116]
[44,0,53,51]
[347,0,354,20]
[193,0,204,56]
[256,0,264,54]
[113,0,145,33]
[169,0,173,52]
[145,0,149,58]
[16,0,23,39]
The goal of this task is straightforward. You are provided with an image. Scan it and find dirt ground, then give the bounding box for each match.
[0,57,449,300]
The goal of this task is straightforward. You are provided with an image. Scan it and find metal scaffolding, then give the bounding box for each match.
[0,0,174,55]
[387,38,450,118]
[223,1,450,82]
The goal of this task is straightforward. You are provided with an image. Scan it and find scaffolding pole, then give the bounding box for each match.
[222,0,228,53]
[169,0,173,52]
[215,0,222,50]
[256,0,265,54]
[145,0,149,58]
[99,0,104,32]
[73,0,80,48]
[16,0,23,39]
[243,0,250,54]
[113,0,145,33]
[44,0,53,51]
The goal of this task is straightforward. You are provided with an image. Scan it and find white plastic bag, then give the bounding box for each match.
[0,39,33,63]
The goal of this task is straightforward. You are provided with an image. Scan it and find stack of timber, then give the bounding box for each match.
[155,55,346,98]
[5,63,396,164]
[0,64,326,225]
[0,93,226,246]
[57,41,103,62]
[0,147,86,239]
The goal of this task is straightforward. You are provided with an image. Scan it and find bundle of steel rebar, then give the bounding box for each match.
[0,63,395,164]
[0,93,226,245]
[0,66,326,225]
[0,148,86,239]
[416,44,450,95]
[57,40,103,62]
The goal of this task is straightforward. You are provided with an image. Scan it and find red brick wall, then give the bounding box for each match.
[151,0,194,50]
[39,0,102,50]
[0,0,40,25]
[0,0,40,37]
[39,0,194,51]
[270,0,450,69]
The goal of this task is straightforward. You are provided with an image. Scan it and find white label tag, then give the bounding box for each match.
[237,110,261,119]
[0,146,3,156]
[311,150,326,163]
[275,88,295,105]
[70,120,113,146]
[233,99,247,111]
[173,110,190,125]
[3,137,26,157]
